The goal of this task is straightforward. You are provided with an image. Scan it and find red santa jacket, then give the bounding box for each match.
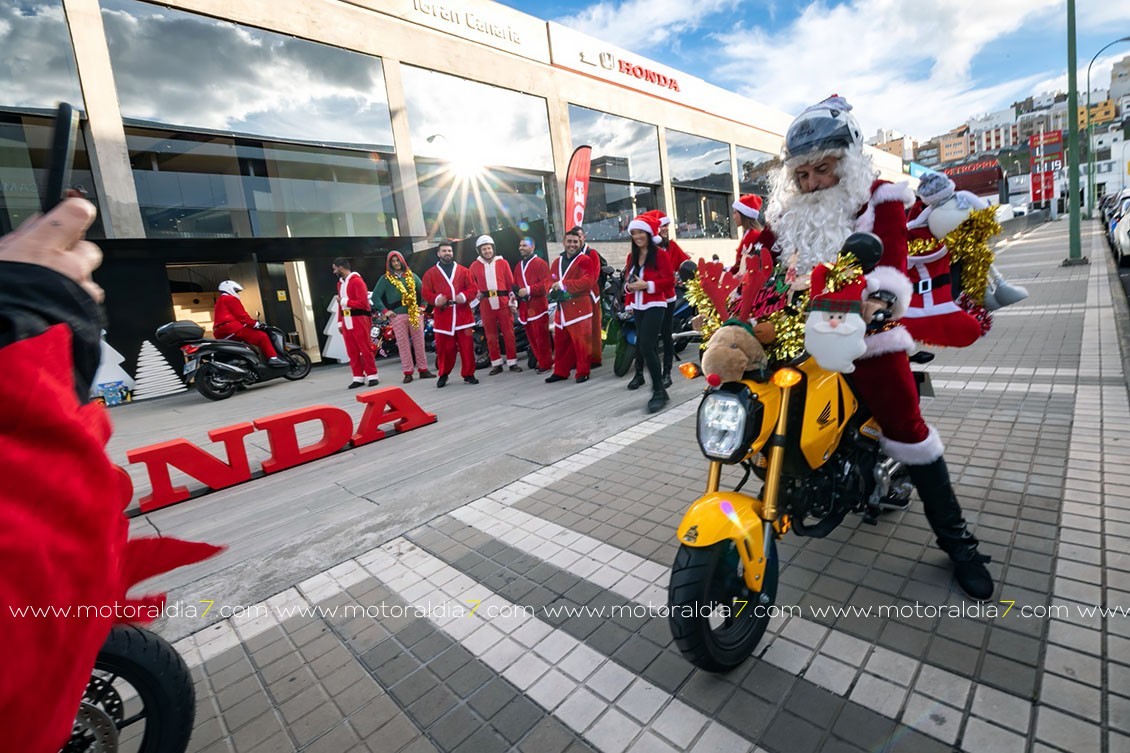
[582,244,604,303]
[549,251,595,329]
[336,272,372,322]
[663,240,690,302]
[213,293,255,337]
[622,249,674,311]
[513,255,551,323]
[734,226,763,274]
[422,262,477,335]
[1,264,220,753]
[469,257,515,313]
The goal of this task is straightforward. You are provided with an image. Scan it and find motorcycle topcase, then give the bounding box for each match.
[156,320,205,345]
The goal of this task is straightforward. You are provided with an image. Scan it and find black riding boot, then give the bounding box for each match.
[907,457,994,600]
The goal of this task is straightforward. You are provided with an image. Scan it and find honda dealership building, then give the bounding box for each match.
[1,0,903,374]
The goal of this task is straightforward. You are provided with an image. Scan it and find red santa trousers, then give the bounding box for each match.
[390,313,429,374]
[589,304,603,365]
[214,323,279,359]
[481,303,518,366]
[343,315,377,378]
[553,323,592,379]
[435,329,476,378]
[524,315,552,371]
[851,350,938,464]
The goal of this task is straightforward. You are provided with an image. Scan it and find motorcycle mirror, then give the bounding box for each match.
[841,232,883,272]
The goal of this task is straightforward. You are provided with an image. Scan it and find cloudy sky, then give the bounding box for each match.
[500,0,1130,142]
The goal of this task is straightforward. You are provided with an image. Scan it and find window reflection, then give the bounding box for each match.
[667,130,732,239]
[568,105,661,242]
[402,66,553,172]
[737,145,778,199]
[0,1,84,111]
[126,126,397,239]
[416,159,549,243]
[0,112,104,237]
[101,0,394,149]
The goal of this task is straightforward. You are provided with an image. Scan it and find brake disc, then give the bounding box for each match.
[64,701,119,752]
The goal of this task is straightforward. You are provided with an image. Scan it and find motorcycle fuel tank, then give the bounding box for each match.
[796,358,858,469]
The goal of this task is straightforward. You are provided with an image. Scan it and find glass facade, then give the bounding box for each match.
[736,145,778,200]
[126,126,397,239]
[415,160,549,242]
[568,105,662,241]
[667,130,732,239]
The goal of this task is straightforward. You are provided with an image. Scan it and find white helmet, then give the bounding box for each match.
[218,280,243,295]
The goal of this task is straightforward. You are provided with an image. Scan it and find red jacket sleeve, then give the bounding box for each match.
[654,250,675,298]
[0,325,129,753]
[667,240,691,268]
[218,295,255,327]
[457,267,478,303]
[421,268,442,306]
[345,275,370,311]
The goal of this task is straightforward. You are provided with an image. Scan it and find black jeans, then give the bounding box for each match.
[634,306,666,394]
[635,302,675,377]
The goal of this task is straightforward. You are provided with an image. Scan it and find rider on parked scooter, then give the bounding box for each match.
[212,280,287,366]
[747,94,993,600]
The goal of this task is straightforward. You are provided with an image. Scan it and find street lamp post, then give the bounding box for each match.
[1084,35,1130,218]
[1064,0,1086,265]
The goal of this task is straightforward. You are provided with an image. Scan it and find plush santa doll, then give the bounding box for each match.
[902,173,992,347]
[804,262,867,373]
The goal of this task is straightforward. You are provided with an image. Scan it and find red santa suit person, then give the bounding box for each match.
[513,237,553,373]
[212,280,286,366]
[574,226,606,367]
[422,240,479,387]
[900,172,984,348]
[750,95,993,600]
[470,234,522,375]
[546,228,596,383]
[332,257,378,388]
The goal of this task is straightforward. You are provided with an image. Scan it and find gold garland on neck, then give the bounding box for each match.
[386,271,420,329]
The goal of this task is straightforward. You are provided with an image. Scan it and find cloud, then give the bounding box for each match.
[708,0,1068,140]
[555,0,740,51]
[1028,51,1130,103]
[0,3,85,110]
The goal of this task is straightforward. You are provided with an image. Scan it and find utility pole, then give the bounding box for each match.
[1064,0,1087,265]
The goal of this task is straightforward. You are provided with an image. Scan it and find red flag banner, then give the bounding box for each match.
[564,145,592,231]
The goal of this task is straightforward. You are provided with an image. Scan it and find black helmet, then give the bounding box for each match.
[784,95,862,162]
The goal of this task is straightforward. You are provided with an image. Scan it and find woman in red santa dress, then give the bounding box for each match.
[623,213,674,413]
[746,95,993,600]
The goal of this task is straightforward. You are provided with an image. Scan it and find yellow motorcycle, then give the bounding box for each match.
[667,353,920,672]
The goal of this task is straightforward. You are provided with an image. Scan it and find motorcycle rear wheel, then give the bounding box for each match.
[668,538,778,673]
[195,364,237,400]
[613,339,636,377]
[66,625,195,753]
[283,350,312,380]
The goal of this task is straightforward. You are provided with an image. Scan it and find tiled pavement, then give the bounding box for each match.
[156,219,1130,753]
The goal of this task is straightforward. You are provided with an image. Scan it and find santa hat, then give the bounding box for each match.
[917,172,956,206]
[732,195,763,221]
[475,234,495,248]
[645,210,672,228]
[627,213,662,244]
[809,263,864,315]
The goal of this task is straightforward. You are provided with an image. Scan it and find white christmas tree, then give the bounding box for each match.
[91,330,136,405]
[322,298,348,362]
[131,340,186,400]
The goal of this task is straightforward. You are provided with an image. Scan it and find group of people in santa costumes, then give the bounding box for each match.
[730,94,994,600]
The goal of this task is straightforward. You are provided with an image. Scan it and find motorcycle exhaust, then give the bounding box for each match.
[208,360,251,378]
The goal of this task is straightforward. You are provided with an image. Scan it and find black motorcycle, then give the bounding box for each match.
[472,308,531,370]
[156,320,312,401]
[66,625,195,752]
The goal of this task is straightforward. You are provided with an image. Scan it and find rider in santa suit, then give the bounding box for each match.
[421,240,479,387]
[752,95,993,600]
[470,235,522,375]
[546,228,596,383]
[212,280,286,366]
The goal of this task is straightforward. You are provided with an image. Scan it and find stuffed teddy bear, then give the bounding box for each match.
[701,319,768,387]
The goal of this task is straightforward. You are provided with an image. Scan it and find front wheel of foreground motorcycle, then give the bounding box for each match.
[195,363,238,400]
[283,350,313,380]
[65,624,196,753]
[668,538,778,673]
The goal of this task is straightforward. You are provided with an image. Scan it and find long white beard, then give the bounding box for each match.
[766,150,876,277]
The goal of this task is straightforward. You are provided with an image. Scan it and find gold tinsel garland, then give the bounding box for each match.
[819,252,863,293]
[908,207,1000,306]
[763,290,809,362]
[683,273,722,346]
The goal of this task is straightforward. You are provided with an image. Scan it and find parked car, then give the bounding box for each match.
[1114,209,1130,268]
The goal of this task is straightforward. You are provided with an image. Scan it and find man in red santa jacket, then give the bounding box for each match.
[746,95,993,601]
[332,257,378,388]
[470,234,522,375]
[513,236,552,373]
[573,226,606,368]
[422,240,479,387]
[0,197,220,752]
[546,228,596,383]
[212,280,286,366]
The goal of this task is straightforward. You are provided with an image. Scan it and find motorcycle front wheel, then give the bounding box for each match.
[65,625,195,753]
[283,350,312,380]
[668,538,778,673]
[612,339,636,377]
[195,364,238,400]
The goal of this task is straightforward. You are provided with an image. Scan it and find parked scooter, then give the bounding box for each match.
[156,320,312,401]
[66,624,195,752]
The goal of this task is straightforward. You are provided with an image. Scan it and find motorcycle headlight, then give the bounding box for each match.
[696,386,761,463]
